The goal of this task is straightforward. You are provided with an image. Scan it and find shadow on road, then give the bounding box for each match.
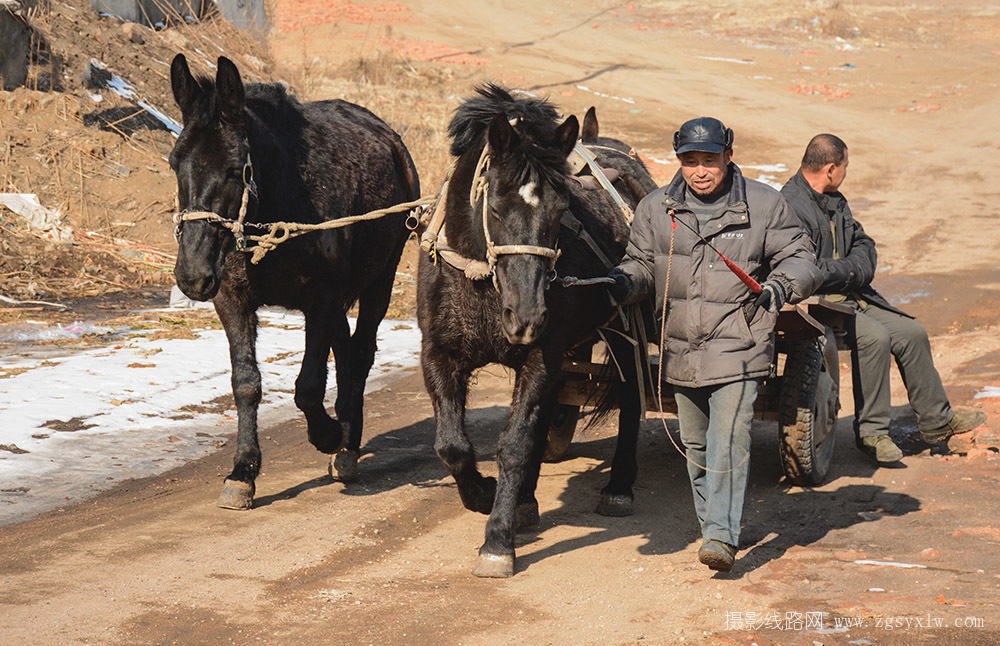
[512,410,923,575]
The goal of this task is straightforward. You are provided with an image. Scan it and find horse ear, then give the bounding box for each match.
[487,113,519,155]
[581,107,599,143]
[170,53,199,123]
[555,115,579,156]
[215,57,246,124]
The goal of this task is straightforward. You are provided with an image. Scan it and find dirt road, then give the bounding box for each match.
[3,1,1000,644]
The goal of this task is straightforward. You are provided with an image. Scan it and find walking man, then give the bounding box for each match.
[781,134,985,463]
[608,117,821,571]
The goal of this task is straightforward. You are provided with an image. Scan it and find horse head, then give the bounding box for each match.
[483,112,578,345]
[168,54,254,301]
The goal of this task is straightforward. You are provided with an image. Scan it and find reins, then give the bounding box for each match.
[173,153,434,265]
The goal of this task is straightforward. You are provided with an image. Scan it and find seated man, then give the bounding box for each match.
[781,134,985,463]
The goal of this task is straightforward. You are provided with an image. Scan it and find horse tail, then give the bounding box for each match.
[391,137,421,202]
[583,354,620,430]
[583,308,651,431]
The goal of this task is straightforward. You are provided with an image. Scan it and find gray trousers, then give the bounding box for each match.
[674,379,759,548]
[847,304,952,437]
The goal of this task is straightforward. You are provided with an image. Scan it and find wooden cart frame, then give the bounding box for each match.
[548,297,853,485]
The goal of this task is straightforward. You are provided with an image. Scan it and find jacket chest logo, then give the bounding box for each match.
[716,231,744,240]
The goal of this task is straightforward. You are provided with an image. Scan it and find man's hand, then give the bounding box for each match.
[607,270,632,305]
[753,280,787,314]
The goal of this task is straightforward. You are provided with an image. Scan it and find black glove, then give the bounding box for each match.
[753,279,787,314]
[607,270,632,305]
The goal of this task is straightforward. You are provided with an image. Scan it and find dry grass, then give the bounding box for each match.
[284,47,478,193]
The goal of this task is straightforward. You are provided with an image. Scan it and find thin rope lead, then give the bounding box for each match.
[654,211,749,474]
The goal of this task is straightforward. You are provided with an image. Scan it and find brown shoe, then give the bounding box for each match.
[698,540,737,571]
[860,434,903,463]
[921,411,986,444]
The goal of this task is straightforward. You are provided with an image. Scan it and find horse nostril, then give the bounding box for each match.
[501,307,519,333]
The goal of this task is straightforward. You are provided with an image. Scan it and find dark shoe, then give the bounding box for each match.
[860,434,903,463]
[921,411,986,444]
[698,540,737,572]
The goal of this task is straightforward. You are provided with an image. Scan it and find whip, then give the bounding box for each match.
[669,211,761,294]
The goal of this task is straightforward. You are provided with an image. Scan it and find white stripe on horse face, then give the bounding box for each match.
[518,182,540,207]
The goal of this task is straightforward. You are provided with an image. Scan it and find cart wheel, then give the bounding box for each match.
[543,403,580,462]
[778,329,839,485]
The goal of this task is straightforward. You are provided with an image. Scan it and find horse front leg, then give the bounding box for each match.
[214,286,262,510]
[475,353,553,578]
[595,332,642,517]
[295,302,348,456]
[513,391,558,530]
[423,342,495,514]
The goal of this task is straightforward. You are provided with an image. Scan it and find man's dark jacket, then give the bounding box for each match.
[780,170,908,317]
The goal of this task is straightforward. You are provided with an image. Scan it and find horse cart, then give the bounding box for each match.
[547,296,852,486]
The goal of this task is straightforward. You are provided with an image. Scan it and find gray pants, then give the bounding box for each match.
[847,304,952,437]
[674,379,759,548]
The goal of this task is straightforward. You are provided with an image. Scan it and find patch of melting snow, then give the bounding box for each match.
[975,386,1000,399]
[575,85,635,104]
[694,55,755,65]
[853,559,927,569]
[742,162,789,190]
[0,309,422,525]
[893,290,931,304]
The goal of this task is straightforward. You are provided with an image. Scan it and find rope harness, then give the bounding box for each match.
[410,140,635,290]
[470,144,563,290]
[173,153,434,264]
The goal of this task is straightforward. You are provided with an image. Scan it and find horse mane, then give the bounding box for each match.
[448,84,569,187]
[183,72,300,126]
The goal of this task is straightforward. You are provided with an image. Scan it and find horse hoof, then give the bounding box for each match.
[330,449,360,482]
[596,493,634,517]
[515,501,540,530]
[473,553,515,578]
[309,419,347,455]
[217,479,255,510]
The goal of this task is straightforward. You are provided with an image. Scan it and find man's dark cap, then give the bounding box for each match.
[673,117,734,154]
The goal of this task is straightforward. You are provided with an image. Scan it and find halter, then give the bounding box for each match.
[472,143,563,290]
[173,153,259,251]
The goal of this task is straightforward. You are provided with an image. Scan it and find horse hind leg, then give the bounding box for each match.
[330,261,398,481]
[597,334,641,517]
[295,305,347,456]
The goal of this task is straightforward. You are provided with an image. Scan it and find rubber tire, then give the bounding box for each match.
[778,329,839,486]
[542,403,580,462]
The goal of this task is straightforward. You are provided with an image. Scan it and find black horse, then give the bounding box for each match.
[542,104,660,469]
[169,54,419,509]
[417,85,645,577]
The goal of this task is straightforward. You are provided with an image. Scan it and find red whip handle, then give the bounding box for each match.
[721,255,762,293]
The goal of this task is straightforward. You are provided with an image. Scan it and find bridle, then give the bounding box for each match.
[472,143,563,290]
[173,153,259,251]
